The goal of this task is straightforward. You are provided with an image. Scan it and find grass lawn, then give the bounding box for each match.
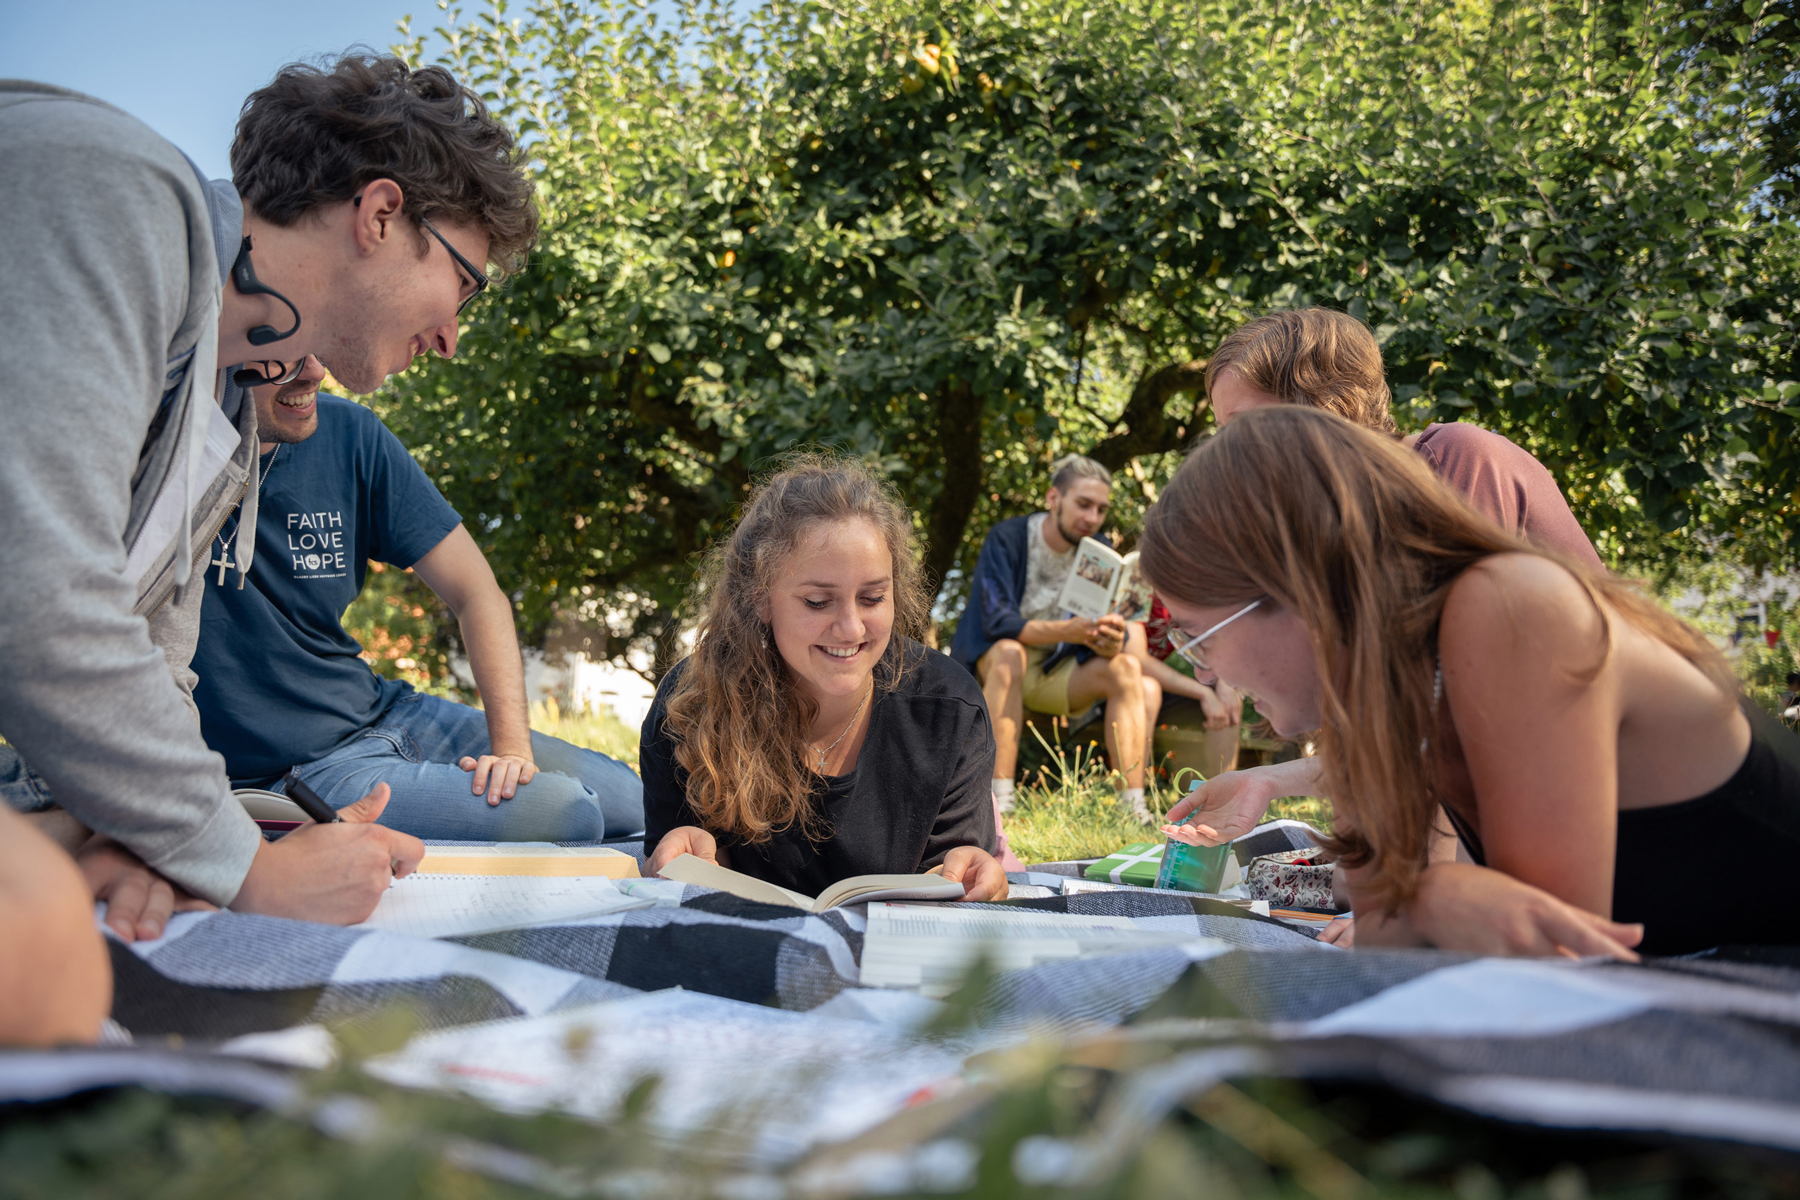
[1001,742,1333,865]
[537,700,1331,865]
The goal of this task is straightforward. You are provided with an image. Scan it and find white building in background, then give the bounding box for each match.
[521,648,658,729]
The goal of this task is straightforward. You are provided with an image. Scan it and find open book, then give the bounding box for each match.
[657,853,964,911]
[235,788,308,837]
[1054,538,1151,622]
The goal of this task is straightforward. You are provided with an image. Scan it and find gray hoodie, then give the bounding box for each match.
[0,82,264,904]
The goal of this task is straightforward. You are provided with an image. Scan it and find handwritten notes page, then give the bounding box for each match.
[859,902,1223,997]
[366,988,966,1159]
[356,873,648,939]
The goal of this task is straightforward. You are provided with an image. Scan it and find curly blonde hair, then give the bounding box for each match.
[662,455,931,842]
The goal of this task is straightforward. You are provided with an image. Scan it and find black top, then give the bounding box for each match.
[1445,698,1800,955]
[640,639,998,897]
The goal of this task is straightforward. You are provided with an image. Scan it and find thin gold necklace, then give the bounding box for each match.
[808,681,872,773]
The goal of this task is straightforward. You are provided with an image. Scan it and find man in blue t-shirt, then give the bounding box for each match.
[191,356,643,840]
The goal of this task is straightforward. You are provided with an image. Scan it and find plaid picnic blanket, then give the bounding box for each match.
[6,860,1800,1167]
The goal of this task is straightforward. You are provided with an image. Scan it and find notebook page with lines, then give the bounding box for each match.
[859,901,1223,996]
[356,873,649,939]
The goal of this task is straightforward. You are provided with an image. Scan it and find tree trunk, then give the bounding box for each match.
[922,378,984,598]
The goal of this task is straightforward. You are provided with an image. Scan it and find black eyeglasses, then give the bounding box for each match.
[352,194,489,316]
[417,214,489,315]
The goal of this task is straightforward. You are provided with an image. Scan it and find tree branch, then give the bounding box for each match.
[1084,358,1209,469]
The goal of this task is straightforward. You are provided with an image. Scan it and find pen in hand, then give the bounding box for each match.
[282,771,341,824]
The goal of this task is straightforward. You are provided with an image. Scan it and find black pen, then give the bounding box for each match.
[283,771,341,824]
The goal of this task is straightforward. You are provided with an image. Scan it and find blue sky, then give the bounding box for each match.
[0,0,430,179]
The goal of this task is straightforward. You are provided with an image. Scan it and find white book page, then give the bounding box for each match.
[1053,537,1123,620]
[655,853,813,909]
[813,874,964,910]
[1111,552,1152,621]
[859,901,1221,996]
[355,874,648,939]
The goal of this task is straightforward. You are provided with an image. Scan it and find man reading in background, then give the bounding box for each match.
[950,456,1163,823]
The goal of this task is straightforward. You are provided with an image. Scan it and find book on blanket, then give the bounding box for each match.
[1054,538,1151,622]
[657,853,965,911]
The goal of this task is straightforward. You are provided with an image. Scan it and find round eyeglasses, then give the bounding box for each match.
[1168,598,1263,677]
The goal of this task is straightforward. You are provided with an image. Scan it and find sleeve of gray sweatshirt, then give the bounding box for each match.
[0,85,263,905]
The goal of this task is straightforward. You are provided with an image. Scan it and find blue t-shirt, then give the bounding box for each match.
[191,395,463,785]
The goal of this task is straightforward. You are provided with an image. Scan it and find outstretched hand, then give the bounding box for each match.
[931,845,1009,902]
[1161,757,1326,846]
[1360,862,1643,961]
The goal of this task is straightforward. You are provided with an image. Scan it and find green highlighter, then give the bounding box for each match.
[1154,778,1233,894]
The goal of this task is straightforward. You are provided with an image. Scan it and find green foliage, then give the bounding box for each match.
[383,0,1798,672]
[10,1044,1799,1198]
[527,695,642,766]
[340,561,463,697]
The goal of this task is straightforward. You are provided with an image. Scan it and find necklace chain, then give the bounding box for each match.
[216,444,281,556]
[809,681,872,773]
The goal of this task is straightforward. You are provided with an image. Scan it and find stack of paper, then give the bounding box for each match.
[859,902,1223,997]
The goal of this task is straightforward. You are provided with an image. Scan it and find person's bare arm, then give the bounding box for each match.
[1438,555,1624,916]
[0,808,110,1045]
[1350,862,1642,960]
[409,525,537,802]
[1125,622,1240,726]
[1161,756,1326,845]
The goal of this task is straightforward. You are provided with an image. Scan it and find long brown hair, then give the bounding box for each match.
[1206,308,1395,434]
[663,455,931,842]
[1138,406,1734,912]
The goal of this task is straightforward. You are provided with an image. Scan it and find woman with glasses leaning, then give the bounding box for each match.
[1145,406,1800,959]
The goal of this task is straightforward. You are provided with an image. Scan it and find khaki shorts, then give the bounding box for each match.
[1021,646,1080,716]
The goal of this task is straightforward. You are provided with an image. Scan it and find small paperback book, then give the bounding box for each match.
[657,853,964,911]
[1054,538,1152,622]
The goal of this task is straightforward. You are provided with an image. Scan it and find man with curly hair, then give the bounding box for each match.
[0,55,540,953]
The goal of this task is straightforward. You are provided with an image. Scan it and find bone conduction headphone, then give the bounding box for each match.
[230,236,303,388]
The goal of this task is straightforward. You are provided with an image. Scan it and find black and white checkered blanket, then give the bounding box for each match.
[6,848,1800,1168]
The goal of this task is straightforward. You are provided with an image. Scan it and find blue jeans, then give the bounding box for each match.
[283,692,644,841]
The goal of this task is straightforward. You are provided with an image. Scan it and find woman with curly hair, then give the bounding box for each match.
[641,457,1007,901]
[1142,406,1800,958]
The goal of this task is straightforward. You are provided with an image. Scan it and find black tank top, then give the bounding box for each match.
[1443,699,1800,956]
